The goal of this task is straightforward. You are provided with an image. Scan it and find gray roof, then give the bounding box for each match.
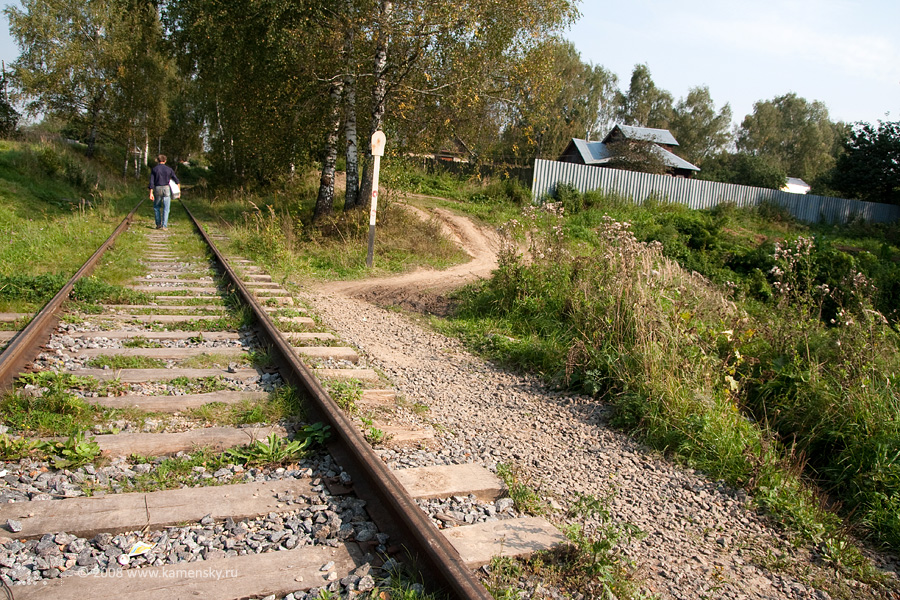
[571,138,613,164]
[786,177,810,188]
[603,124,679,146]
[566,138,700,172]
[650,145,701,171]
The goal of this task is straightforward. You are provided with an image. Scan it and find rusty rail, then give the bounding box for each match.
[180,201,492,600]
[0,200,145,393]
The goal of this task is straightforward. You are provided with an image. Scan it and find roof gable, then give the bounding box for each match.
[563,138,699,172]
[603,125,679,146]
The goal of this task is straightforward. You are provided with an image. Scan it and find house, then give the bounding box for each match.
[558,124,701,178]
[409,136,473,163]
[782,177,811,194]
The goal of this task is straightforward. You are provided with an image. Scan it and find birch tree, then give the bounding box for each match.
[668,86,732,164]
[7,0,135,157]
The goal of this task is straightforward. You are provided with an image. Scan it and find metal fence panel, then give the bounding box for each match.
[532,159,900,225]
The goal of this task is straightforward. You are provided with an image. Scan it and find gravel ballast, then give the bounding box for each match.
[302,290,900,600]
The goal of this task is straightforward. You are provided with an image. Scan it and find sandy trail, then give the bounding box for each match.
[316,204,501,313]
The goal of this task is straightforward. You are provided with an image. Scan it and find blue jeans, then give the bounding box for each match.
[153,186,171,228]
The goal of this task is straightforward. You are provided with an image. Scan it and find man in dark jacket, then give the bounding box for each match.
[148,155,180,230]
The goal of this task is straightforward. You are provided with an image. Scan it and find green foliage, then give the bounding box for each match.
[112,449,232,494]
[829,120,900,205]
[326,379,363,413]
[498,39,619,160]
[0,432,101,467]
[35,144,100,190]
[360,414,386,446]
[0,273,67,303]
[187,386,306,426]
[71,277,150,305]
[191,176,468,282]
[122,336,164,348]
[6,0,171,158]
[667,86,733,164]
[0,274,147,305]
[698,152,787,189]
[736,93,841,182]
[481,493,646,599]
[616,63,673,130]
[40,432,101,468]
[560,493,644,596]
[496,463,546,515]
[482,556,523,600]
[0,72,18,137]
[381,160,467,199]
[226,425,330,466]
[450,197,900,564]
[85,354,166,369]
[3,372,104,436]
[0,433,41,460]
[166,375,233,394]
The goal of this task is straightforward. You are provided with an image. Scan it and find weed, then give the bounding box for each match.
[166,376,234,394]
[326,379,363,413]
[185,386,305,426]
[85,355,166,369]
[0,433,42,460]
[562,492,644,584]
[40,433,101,468]
[444,199,900,587]
[226,424,330,466]
[122,336,164,348]
[112,449,232,493]
[360,414,386,445]
[3,373,104,436]
[496,463,546,515]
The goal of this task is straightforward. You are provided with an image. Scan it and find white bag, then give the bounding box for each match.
[169,180,181,198]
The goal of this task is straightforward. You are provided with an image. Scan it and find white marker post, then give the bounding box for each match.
[366,131,386,268]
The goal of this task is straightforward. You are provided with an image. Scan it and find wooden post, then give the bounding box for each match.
[366,131,386,268]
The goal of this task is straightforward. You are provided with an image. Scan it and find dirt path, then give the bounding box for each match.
[316,203,501,314]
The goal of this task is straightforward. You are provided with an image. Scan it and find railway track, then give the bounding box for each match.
[0,200,564,599]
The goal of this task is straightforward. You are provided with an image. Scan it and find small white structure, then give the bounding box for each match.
[782,177,811,194]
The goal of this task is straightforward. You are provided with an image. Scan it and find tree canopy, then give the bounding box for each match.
[736,93,841,182]
[6,0,169,158]
[828,120,900,205]
[616,64,673,130]
[668,86,732,164]
[9,0,896,213]
[697,152,787,190]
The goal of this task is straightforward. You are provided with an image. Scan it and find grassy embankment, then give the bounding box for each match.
[0,136,150,314]
[435,182,900,580]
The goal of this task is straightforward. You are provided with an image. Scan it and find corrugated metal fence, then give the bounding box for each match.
[532,159,900,224]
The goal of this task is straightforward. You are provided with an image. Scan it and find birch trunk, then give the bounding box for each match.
[342,4,360,210]
[358,0,392,208]
[344,76,359,209]
[313,79,345,222]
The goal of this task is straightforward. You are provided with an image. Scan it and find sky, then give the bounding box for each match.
[566,0,900,127]
[0,0,897,128]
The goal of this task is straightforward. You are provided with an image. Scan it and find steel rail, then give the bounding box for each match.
[181,200,492,600]
[0,200,145,394]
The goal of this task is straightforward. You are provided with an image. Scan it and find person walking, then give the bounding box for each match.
[148,154,180,230]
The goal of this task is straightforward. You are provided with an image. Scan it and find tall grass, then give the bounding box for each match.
[187,170,468,281]
[448,198,900,579]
